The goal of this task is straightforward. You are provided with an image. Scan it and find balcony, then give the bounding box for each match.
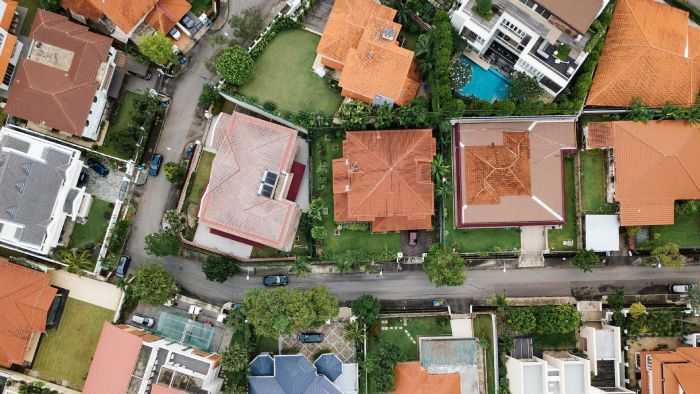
[529,37,576,78]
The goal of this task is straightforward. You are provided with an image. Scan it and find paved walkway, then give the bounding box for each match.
[280,318,355,362]
[49,270,122,311]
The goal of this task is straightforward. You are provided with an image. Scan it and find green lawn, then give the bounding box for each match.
[189,0,212,15]
[580,149,614,213]
[239,29,343,116]
[548,157,577,251]
[256,336,279,355]
[312,137,400,259]
[444,199,520,253]
[18,0,39,36]
[98,92,140,160]
[368,316,452,361]
[32,299,114,386]
[532,331,576,350]
[68,199,112,250]
[184,150,215,226]
[473,315,495,394]
[400,31,419,50]
[656,210,700,248]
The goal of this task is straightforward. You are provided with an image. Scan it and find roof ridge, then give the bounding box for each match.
[625,0,654,50]
[588,47,650,104]
[613,123,665,199]
[676,131,700,191]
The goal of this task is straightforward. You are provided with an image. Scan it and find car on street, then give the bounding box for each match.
[149,153,163,176]
[86,158,109,177]
[263,275,288,287]
[168,27,181,40]
[115,255,131,278]
[180,15,195,29]
[669,283,696,294]
[298,332,324,343]
[131,314,155,327]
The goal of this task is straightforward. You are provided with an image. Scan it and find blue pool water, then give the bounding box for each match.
[456,55,511,101]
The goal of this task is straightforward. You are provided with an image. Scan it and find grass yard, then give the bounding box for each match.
[548,157,577,251]
[239,29,343,116]
[256,336,279,355]
[98,92,140,160]
[18,0,39,36]
[250,238,309,258]
[312,137,400,258]
[532,331,576,350]
[473,314,495,394]
[189,0,212,15]
[400,31,419,50]
[368,316,452,360]
[444,200,520,253]
[68,199,112,250]
[184,150,215,232]
[656,210,700,248]
[580,149,614,213]
[32,298,114,386]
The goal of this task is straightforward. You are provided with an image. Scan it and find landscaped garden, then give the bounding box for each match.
[473,314,496,394]
[238,29,343,117]
[580,149,615,213]
[183,150,215,239]
[32,298,114,387]
[189,0,212,15]
[68,199,112,250]
[444,200,521,253]
[311,136,400,260]
[548,157,578,251]
[367,316,452,360]
[655,209,700,248]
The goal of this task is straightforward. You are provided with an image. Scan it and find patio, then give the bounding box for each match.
[280,318,356,363]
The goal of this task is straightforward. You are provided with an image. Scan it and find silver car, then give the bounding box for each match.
[131,314,155,327]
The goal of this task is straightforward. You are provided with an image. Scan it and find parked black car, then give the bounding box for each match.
[86,158,109,177]
[78,171,88,185]
[115,255,131,278]
[263,275,288,287]
[298,332,324,343]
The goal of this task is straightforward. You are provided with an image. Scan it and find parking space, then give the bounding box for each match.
[281,318,355,362]
[304,0,334,34]
[178,12,205,37]
[82,162,125,202]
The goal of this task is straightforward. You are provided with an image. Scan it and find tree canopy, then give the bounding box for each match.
[351,295,381,326]
[228,6,265,42]
[507,72,544,104]
[202,255,238,282]
[423,244,466,287]
[652,242,686,269]
[242,286,339,338]
[138,32,176,65]
[533,305,581,335]
[131,263,179,305]
[216,45,254,86]
[145,231,180,256]
[164,162,186,184]
[364,342,407,392]
[572,249,601,273]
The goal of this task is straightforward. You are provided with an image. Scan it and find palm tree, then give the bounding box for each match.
[415,35,434,77]
[344,322,364,345]
[395,4,410,25]
[60,248,93,275]
[431,154,450,184]
[290,256,311,279]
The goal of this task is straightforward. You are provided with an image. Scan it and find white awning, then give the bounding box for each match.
[585,215,620,252]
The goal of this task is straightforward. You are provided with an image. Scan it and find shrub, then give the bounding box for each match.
[474,0,493,19]
[555,43,571,61]
[263,101,277,111]
[144,231,180,256]
[533,305,581,335]
[198,84,223,109]
[351,295,381,326]
[202,255,238,282]
[572,250,601,272]
[629,302,646,319]
[163,162,186,184]
[311,225,327,241]
[423,244,466,287]
[508,307,536,335]
[216,45,254,86]
[651,243,686,269]
[108,220,130,255]
[131,263,179,305]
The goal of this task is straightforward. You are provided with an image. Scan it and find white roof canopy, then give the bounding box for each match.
[585,215,620,252]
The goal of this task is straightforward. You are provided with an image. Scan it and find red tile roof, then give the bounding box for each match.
[151,385,188,394]
[641,348,700,394]
[332,129,436,232]
[391,362,460,394]
[0,258,56,368]
[587,121,700,226]
[145,0,191,34]
[83,322,143,394]
[4,10,113,136]
[587,0,700,107]
[61,0,158,33]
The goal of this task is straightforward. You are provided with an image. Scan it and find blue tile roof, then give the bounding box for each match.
[314,354,343,382]
[250,353,275,376]
[248,354,343,394]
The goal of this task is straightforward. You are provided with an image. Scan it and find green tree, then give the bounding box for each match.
[307,285,339,326]
[228,6,265,42]
[216,45,254,86]
[607,289,625,312]
[131,263,179,305]
[144,231,180,256]
[571,249,601,273]
[311,225,327,242]
[338,100,370,130]
[163,210,187,235]
[138,32,176,65]
[373,104,394,129]
[651,242,686,269]
[163,162,186,184]
[475,0,493,18]
[365,342,407,392]
[507,72,544,104]
[199,84,223,109]
[687,284,700,312]
[674,200,698,217]
[423,244,466,287]
[431,154,450,184]
[40,0,61,11]
[220,342,249,372]
[629,302,646,319]
[290,256,311,278]
[628,96,655,123]
[344,321,364,345]
[202,255,238,282]
[60,248,93,275]
[555,43,571,61]
[351,294,381,326]
[415,34,434,77]
[534,305,581,335]
[308,198,325,223]
[508,307,536,335]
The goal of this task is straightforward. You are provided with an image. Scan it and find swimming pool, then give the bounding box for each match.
[456,55,511,102]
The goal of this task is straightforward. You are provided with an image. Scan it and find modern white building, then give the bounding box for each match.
[0,126,91,255]
[449,0,610,96]
[506,352,592,394]
[580,325,634,393]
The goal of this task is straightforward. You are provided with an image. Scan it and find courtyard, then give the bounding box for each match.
[238,29,343,117]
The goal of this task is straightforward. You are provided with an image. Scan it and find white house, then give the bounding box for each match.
[507,352,592,394]
[449,0,610,96]
[580,325,634,393]
[0,126,92,255]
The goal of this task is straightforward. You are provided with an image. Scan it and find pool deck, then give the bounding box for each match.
[462,51,491,71]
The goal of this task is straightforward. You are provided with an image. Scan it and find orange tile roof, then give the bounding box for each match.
[390,362,460,394]
[199,112,301,251]
[145,0,191,34]
[587,0,700,107]
[61,0,158,33]
[587,120,700,226]
[83,322,143,394]
[317,0,418,105]
[332,129,435,232]
[640,349,700,394]
[1,0,17,31]
[0,259,56,368]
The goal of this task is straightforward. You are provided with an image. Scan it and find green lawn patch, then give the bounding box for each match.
[32,298,114,386]
[18,0,39,36]
[311,137,400,258]
[444,199,520,253]
[656,210,700,248]
[532,331,576,350]
[400,31,419,50]
[473,314,495,394]
[68,199,112,250]
[183,150,215,231]
[368,316,452,361]
[189,0,211,15]
[239,29,343,117]
[548,157,577,251]
[580,149,615,213]
[256,336,279,354]
[98,92,140,160]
